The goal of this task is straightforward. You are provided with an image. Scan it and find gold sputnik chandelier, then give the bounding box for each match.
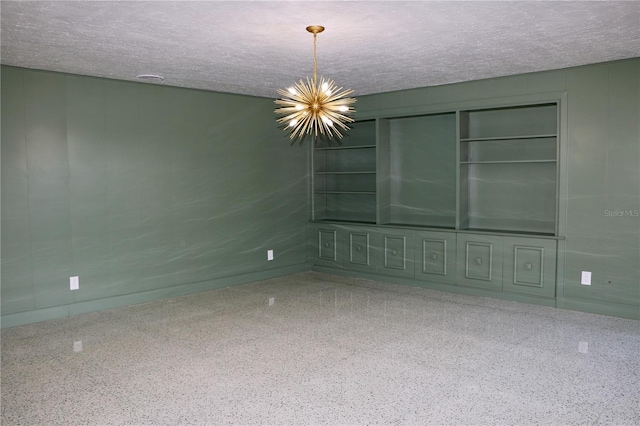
[275,25,356,141]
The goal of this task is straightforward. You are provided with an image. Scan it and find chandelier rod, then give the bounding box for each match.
[313,31,317,86]
[306,25,324,86]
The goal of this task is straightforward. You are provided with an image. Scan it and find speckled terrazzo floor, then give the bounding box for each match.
[2,272,639,426]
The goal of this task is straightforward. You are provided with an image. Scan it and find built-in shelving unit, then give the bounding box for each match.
[312,120,377,223]
[311,101,559,237]
[310,99,562,303]
[458,103,558,235]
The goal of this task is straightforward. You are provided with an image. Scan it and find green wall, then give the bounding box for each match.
[353,58,640,319]
[1,66,310,327]
[3,59,639,325]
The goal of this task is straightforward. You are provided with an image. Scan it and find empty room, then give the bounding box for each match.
[1,1,639,425]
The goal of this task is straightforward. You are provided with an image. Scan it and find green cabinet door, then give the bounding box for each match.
[456,234,503,290]
[415,231,457,283]
[503,237,557,298]
[311,225,342,269]
[376,231,414,278]
[344,227,376,273]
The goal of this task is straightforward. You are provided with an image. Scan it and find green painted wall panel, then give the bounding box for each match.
[564,63,617,302]
[398,88,428,110]
[1,66,309,325]
[22,70,74,310]
[103,80,145,296]
[525,69,567,93]
[426,84,469,106]
[66,76,112,302]
[137,85,181,292]
[353,95,377,118]
[601,60,640,305]
[1,67,35,314]
[463,75,531,100]
[167,89,226,286]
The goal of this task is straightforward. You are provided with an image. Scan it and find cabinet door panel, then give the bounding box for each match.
[349,232,370,265]
[345,229,376,272]
[503,238,556,298]
[466,242,493,280]
[377,232,414,278]
[319,229,337,260]
[423,239,446,274]
[456,235,503,290]
[415,232,457,283]
[311,226,342,268]
[384,235,406,269]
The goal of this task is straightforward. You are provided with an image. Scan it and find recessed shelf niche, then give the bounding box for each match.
[313,120,377,223]
[458,103,558,235]
[379,113,457,228]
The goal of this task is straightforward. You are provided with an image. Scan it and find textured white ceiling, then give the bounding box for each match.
[2,1,639,98]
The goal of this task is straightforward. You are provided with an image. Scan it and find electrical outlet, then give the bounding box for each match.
[267,250,274,261]
[70,276,79,290]
[73,340,83,352]
[581,271,591,286]
[269,297,275,306]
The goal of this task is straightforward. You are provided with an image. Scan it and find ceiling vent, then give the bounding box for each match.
[136,74,164,82]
